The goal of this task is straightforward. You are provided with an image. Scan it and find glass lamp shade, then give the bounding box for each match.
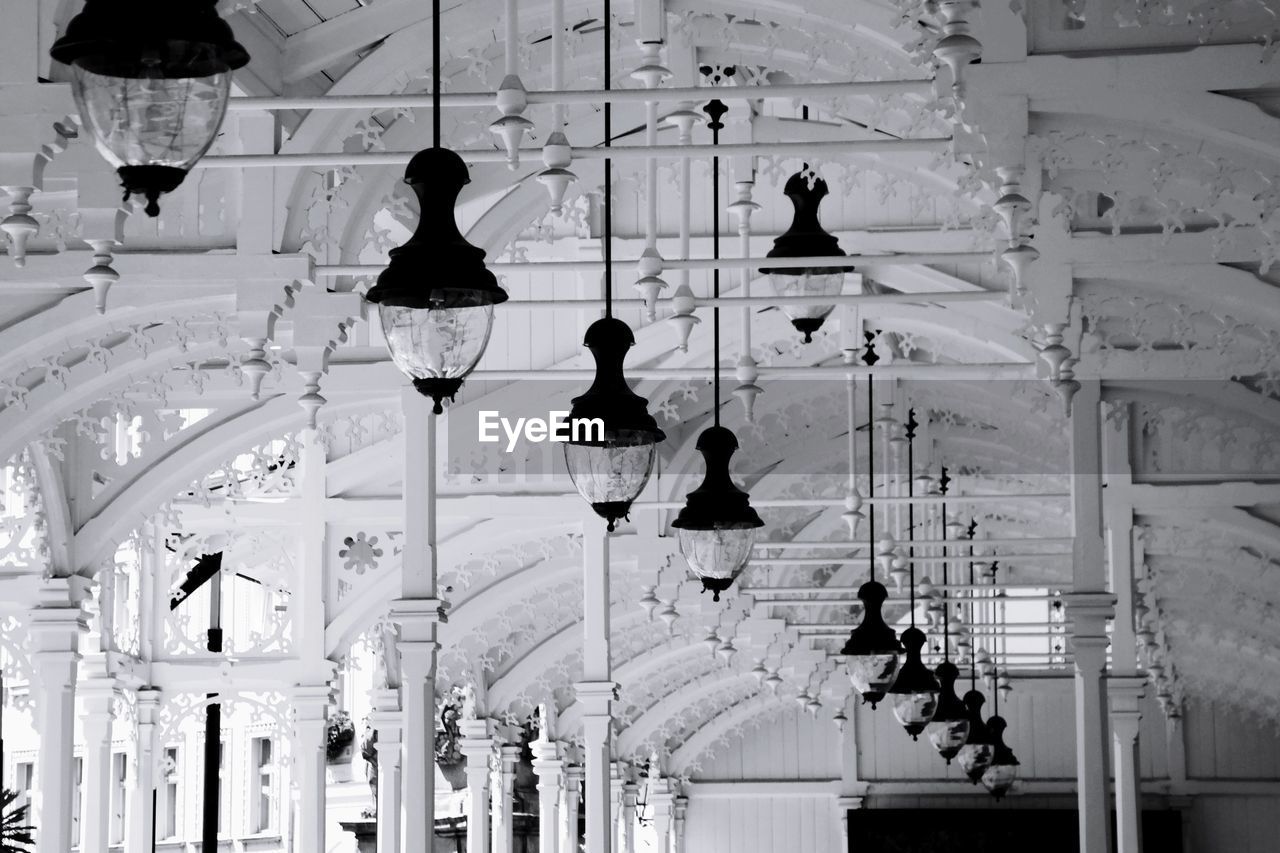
[564,317,666,530]
[925,661,971,763]
[762,169,853,343]
[672,425,764,601]
[981,715,1020,800]
[378,303,495,409]
[840,580,903,708]
[767,271,845,343]
[365,148,508,413]
[887,626,940,739]
[956,689,996,784]
[50,0,249,217]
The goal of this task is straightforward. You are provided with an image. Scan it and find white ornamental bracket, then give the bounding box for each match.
[236,279,303,401]
[290,288,364,429]
[0,83,78,267]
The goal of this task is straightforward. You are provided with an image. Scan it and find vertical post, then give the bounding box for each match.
[620,780,637,853]
[292,686,332,853]
[561,764,583,853]
[79,686,116,853]
[532,738,564,853]
[1104,401,1143,853]
[370,688,404,853]
[459,720,494,853]
[126,689,161,853]
[1110,680,1146,853]
[649,783,673,853]
[609,763,623,852]
[391,388,445,853]
[28,580,89,853]
[494,745,520,853]
[575,515,615,853]
[672,796,687,853]
[1064,379,1115,853]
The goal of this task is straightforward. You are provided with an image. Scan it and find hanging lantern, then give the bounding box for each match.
[888,626,940,738]
[563,316,666,531]
[925,661,970,762]
[366,148,507,413]
[673,426,764,601]
[980,715,1020,799]
[50,0,249,216]
[955,689,995,784]
[763,169,854,343]
[841,580,902,708]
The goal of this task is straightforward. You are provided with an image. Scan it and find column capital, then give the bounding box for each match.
[672,795,687,817]
[1109,675,1147,716]
[291,683,336,719]
[389,597,448,631]
[836,795,866,810]
[1061,591,1116,622]
[574,680,620,713]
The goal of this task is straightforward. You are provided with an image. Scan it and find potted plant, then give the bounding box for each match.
[327,711,357,782]
[2,790,35,853]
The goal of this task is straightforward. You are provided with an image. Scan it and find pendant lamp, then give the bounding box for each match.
[365,0,506,413]
[887,411,940,738]
[564,0,665,530]
[842,358,903,707]
[955,521,996,783]
[763,168,854,343]
[982,591,1020,798]
[673,98,763,600]
[50,0,249,216]
[925,469,971,762]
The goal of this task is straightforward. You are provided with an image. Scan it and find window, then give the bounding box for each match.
[251,737,277,834]
[161,746,180,840]
[15,762,34,810]
[71,757,83,848]
[110,753,127,845]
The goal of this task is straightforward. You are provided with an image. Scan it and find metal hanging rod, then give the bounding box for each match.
[749,553,1070,566]
[637,492,1067,509]
[224,80,935,112]
[195,138,951,169]
[754,537,1077,549]
[758,597,1067,607]
[316,252,994,277]
[429,292,1005,311]
[744,584,1070,594]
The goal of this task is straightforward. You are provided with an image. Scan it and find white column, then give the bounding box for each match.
[609,763,623,852]
[621,781,637,853]
[562,765,583,853]
[1110,679,1145,853]
[79,682,116,853]
[393,388,444,853]
[28,583,89,853]
[575,515,615,853]
[371,688,404,853]
[293,685,332,853]
[1066,380,1115,853]
[649,784,673,853]
[532,740,563,853]
[493,744,520,853]
[459,720,494,853]
[1067,596,1114,853]
[672,796,687,853]
[125,689,161,853]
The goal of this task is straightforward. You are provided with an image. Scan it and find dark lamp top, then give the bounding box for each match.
[764,170,854,276]
[986,715,1020,766]
[888,626,941,694]
[840,580,902,656]
[51,0,249,77]
[962,689,993,745]
[933,661,968,721]
[365,148,508,310]
[565,317,665,446]
[672,426,763,531]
